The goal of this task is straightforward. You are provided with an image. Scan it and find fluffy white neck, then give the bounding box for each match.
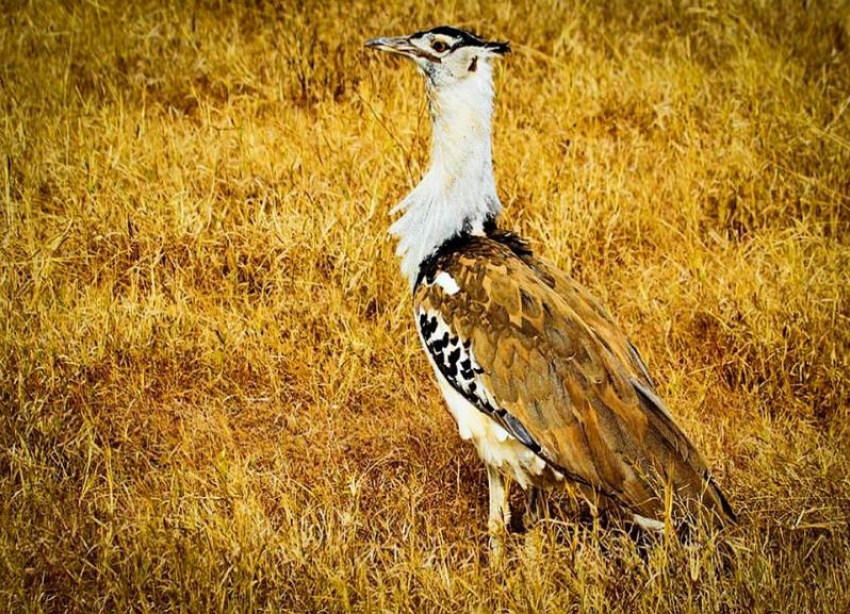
[389,63,502,287]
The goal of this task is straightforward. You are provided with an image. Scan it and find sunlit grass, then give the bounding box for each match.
[1,1,849,612]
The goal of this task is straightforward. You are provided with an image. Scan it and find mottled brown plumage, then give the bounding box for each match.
[415,232,734,524]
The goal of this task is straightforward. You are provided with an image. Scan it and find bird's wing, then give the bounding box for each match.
[487,227,657,389]
[414,235,733,521]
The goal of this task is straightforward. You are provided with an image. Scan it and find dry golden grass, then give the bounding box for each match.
[2,0,850,611]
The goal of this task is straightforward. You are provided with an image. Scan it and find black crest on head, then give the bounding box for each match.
[414,25,511,55]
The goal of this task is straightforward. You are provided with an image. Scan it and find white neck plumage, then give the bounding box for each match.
[389,62,502,287]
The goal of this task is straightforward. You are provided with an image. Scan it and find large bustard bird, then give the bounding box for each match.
[366,26,735,545]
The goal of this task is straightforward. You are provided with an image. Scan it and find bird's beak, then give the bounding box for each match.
[365,35,428,61]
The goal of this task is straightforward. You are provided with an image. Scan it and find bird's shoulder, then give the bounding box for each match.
[413,230,642,430]
[415,228,654,389]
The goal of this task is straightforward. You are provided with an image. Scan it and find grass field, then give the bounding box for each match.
[2,0,850,611]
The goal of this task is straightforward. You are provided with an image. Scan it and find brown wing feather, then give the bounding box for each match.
[415,236,734,522]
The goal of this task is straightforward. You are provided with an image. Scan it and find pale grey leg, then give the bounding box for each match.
[487,465,510,559]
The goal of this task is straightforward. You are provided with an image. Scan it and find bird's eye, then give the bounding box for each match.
[432,40,448,53]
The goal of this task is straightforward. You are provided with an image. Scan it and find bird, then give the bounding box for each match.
[366,26,735,550]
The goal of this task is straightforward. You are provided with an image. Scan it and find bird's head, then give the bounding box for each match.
[366,26,510,90]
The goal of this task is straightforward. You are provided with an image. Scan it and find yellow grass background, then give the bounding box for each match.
[2,0,850,611]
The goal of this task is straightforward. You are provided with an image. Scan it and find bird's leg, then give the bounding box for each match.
[525,486,547,527]
[487,465,510,560]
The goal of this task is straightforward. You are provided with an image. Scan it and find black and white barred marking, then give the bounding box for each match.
[416,308,542,454]
[417,309,483,399]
